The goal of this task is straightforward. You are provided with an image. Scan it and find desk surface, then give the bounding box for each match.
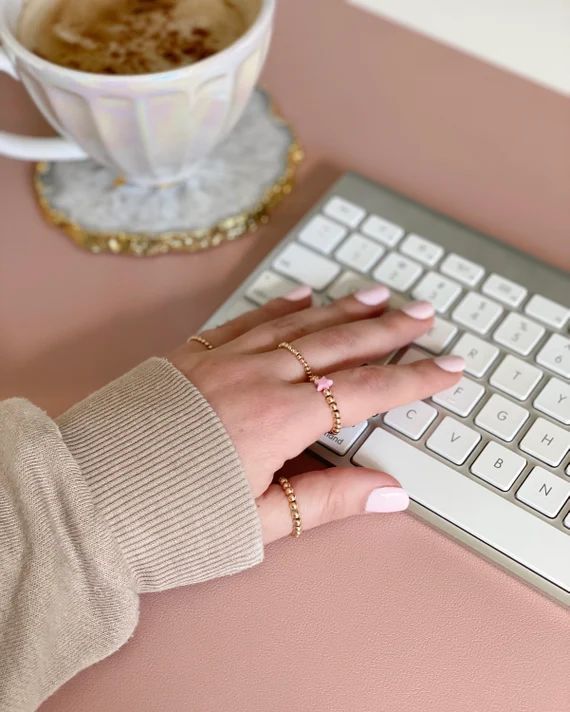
[1,1,569,710]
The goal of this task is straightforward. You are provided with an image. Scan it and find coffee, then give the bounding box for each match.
[18,0,260,75]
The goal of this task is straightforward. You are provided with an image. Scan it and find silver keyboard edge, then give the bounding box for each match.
[202,172,570,608]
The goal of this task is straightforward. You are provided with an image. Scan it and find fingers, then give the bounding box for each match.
[186,286,313,351]
[224,284,391,355]
[257,467,409,544]
[296,356,465,437]
[266,301,436,380]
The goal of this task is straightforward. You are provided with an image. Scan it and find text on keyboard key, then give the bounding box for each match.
[440,253,484,286]
[536,333,570,379]
[519,418,570,467]
[323,196,365,228]
[452,292,503,334]
[481,273,527,308]
[384,401,437,440]
[525,294,569,330]
[298,215,347,254]
[471,442,526,491]
[274,243,340,291]
[400,234,444,266]
[327,271,376,300]
[372,253,423,292]
[411,272,462,313]
[450,333,499,377]
[334,232,385,273]
[533,378,570,425]
[246,270,299,305]
[361,214,404,246]
[413,316,457,354]
[516,467,570,518]
[319,422,368,455]
[474,393,529,442]
[493,313,545,356]
[426,416,481,464]
[432,376,485,417]
[489,355,542,401]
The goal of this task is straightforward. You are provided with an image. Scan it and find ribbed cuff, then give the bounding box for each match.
[56,358,263,593]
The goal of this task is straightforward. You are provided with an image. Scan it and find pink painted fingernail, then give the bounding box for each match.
[401,300,435,319]
[434,355,465,373]
[366,487,410,513]
[354,284,390,306]
[284,285,312,301]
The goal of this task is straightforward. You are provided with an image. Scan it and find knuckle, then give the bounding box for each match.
[319,326,357,354]
[322,479,349,522]
[355,365,386,392]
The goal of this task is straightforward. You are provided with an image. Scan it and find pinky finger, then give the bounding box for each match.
[257,467,409,545]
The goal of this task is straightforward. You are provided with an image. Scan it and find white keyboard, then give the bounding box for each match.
[203,173,570,607]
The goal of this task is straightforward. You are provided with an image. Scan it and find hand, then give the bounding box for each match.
[169,285,464,544]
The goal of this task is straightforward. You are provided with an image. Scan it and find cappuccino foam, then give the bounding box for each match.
[18,0,257,75]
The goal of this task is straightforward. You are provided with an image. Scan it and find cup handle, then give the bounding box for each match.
[0,46,86,161]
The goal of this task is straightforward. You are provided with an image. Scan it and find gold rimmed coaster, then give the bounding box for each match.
[33,90,303,257]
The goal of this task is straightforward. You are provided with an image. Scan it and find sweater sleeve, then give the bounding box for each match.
[0,358,263,711]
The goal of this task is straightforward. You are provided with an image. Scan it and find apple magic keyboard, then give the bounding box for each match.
[201,172,570,606]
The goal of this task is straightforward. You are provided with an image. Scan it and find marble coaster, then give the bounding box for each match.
[34,90,303,256]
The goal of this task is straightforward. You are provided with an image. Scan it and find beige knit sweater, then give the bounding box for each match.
[0,358,264,711]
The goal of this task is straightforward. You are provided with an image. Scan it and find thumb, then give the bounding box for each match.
[257,467,409,545]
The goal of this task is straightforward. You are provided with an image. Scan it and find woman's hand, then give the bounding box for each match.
[169,285,464,544]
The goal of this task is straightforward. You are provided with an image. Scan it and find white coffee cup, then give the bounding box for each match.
[0,0,274,185]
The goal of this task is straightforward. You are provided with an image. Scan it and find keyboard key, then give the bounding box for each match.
[565,512,570,529]
[327,271,375,300]
[335,232,385,273]
[246,270,299,305]
[400,234,444,266]
[222,298,255,322]
[471,442,526,491]
[482,274,527,308]
[274,243,340,291]
[440,253,484,287]
[412,272,462,313]
[474,394,529,442]
[493,313,545,356]
[413,317,457,354]
[519,418,570,467]
[536,334,570,379]
[432,377,485,417]
[384,400,437,440]
[323,196,365,228]
[426,416,481,464]
[525,295,569,330]
[372,253,423,292]
[516,467,570,518]
[489,355,542,401]
[452,293,503,334]
[298,215,347,254]
[361,214,404,247]
[319,422,368,455]
[450,333,499,377]
[354,428,570,591]
[396,347,430,366]
[533,378,570,425]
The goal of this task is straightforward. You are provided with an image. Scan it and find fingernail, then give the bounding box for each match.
[284,285,312,301]
[434,355,465,373]
[401,300,435,320]
[354,284,390,306]
[365,486,410,513]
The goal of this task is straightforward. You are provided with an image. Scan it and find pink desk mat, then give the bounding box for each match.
[0,0,568,709]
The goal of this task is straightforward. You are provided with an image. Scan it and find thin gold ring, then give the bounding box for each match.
[277,341,313,378]
[187,335,214,350]
[277,341,342,436]
[278,476,302,538]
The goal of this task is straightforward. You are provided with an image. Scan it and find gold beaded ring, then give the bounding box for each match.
[187,335,214,350]
[278,476,302,538]
[277,341,342,436]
